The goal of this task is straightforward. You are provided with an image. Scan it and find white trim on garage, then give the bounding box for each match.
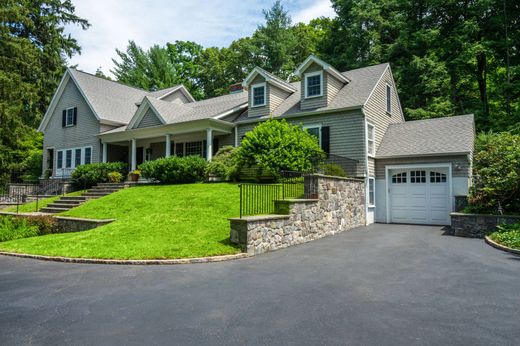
[384,163,453,225]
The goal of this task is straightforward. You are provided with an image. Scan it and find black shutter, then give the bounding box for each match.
[321,126,330,157]
[73,107,78,125]
[212,138,219,155]
[62,110,66,127]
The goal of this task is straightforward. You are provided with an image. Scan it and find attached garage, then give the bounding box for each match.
[387,166,451,225]
[373,115,475,226]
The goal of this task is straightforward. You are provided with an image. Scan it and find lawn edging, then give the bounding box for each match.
[0,251,249,265]
[484,236,520,256]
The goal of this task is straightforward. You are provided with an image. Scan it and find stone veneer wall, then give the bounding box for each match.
[450,212,520,238]
[229,175,366,255]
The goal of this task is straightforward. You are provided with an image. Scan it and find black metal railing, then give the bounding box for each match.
[238,170,319,218]
[314,154,359,176]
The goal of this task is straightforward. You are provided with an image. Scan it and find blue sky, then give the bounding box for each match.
[65,0,336,77]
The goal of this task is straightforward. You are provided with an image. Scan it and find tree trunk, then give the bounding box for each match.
[476,52,489,128]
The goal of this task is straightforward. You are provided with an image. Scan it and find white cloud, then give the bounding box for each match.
[65,0,336,77]
[293,0,336,24]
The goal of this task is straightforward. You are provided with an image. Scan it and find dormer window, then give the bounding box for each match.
[305,71,323,98]
[251,83,266,107]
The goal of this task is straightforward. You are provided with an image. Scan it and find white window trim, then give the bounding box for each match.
[55,146,93,176]
[368,177,375,207]
[65,107,75,127]
[302,123,322,147]
[386,83,392,114]
[367,122,375,157]
[251,82,267,108]
[304,70,323,99]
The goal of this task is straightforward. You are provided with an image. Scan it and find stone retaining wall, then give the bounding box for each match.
[449,212,520,238]
[0,212,114,233]
[229,175,365,255]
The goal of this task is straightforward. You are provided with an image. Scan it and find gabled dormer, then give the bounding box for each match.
[151,85,196,104]
[294,55,350,111]
[242,67,296,117]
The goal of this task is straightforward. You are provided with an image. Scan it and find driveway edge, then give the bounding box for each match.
[484,236,520,255]
[0,251,249,265]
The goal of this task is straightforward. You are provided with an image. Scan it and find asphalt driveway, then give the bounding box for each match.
[0,224,519,346]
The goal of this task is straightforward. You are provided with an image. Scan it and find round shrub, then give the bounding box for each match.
[71,162,127,189]
[205,146,240,181]
[139,155,207,184]
[317,163,347,177]
[107,171,124,183]
[236,119,325,179]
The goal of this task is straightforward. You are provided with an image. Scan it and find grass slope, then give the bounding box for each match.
[3,190,85,213]
[0,184,241,259]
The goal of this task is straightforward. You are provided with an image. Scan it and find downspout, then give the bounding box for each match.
[362,109,369,226]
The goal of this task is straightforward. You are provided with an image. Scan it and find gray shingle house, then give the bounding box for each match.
[38,55,474,225]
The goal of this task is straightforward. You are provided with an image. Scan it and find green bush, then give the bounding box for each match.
[71,162,127,189]
[236,119,325,180]
[139,156,207,184]
[468,132,520,214]
[108,171,124,183]
[489,223,520,249]
[205,146,240,181]
[317,163,347,177]
[0,215,59,242]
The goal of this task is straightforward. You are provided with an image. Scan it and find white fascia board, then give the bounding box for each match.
[126,98,166,129]
[213,103,248,120]
[294,55,350,83]
[157,85,196,103]
[242,67,295,93]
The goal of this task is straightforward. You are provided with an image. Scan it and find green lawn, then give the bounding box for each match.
[0,184,241,259]
[3,190,85,213]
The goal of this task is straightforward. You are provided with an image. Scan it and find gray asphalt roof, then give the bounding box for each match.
[235,63,389,122]
[69,69,185,124]
[376,114,475,158]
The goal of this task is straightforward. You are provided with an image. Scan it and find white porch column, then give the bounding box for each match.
[165,134,171,158]
[206,128,213,161]
[131,139,137,171]
[102,142,108,163]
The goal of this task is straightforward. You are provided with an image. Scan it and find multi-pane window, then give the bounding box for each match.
[57,151,63,170]
[306,72,322,98]
[430,171,447,183]
[175,143,184,157]
[251,84,266,107]
[66,108,75,126]
[386,84,392,113]
[303,125,321,147]
[65,150,72,168]
[410,170,426,183]
[185,141,203,157]
[84,147,91,164]
[368,178,375,206]
[367,123,375,156]
[392,172,407,184]
[75,149,82,167]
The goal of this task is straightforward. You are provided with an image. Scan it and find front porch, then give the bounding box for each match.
[99,118,235,171]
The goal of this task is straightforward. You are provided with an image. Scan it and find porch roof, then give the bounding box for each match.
[98,118,234,142]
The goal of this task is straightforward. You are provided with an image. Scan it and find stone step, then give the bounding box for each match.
[82,192,111,197]
[45,203,76,209]
[60,196,87,201]
[40,207,70,213]
[53,199,82,205]
[96,183,129,188]
[88,187,121,192]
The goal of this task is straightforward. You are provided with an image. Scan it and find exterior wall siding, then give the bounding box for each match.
[236,110,366,177]
[248,75,269,118]
[42,78,101,175]
[374,155,471,179]
[160,90,190,103]
[300,62,328,110]
[364,66,405,158]
[327,73,343,104]
[269,85,291,114]
[136,108,162,128]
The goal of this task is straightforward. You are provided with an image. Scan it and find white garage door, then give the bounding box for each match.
[389,168,450,225]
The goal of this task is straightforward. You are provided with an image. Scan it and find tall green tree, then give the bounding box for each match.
[0,0,89,183]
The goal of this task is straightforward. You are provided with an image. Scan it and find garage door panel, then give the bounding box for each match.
[389,168,450,225]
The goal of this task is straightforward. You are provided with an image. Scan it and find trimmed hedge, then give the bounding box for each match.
[71,162,127,189]
[139,156,207,184]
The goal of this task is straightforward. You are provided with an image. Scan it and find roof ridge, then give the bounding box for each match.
[340,62,389,75]
[388,114,475,126]
[68,68,151,93]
